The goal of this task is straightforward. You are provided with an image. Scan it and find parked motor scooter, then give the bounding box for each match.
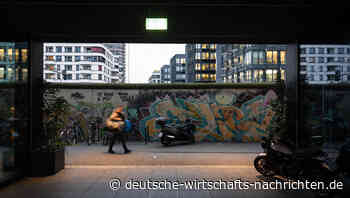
[254,135,327,178]
[155,117,196,146]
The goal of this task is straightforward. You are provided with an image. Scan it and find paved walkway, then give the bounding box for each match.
[1,166,344,198]
[66,142,262,166]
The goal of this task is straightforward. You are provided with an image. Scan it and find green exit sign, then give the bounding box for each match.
[145,18,167,31]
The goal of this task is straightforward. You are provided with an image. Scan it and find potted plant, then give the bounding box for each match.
[30,83,70,177]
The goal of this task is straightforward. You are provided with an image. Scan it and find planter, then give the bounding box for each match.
[30,148,65,177]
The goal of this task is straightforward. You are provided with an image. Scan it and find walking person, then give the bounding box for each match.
[106,107,131,154]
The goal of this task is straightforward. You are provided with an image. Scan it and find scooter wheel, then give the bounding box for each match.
[161,136,171,146]
[254,155,275,177]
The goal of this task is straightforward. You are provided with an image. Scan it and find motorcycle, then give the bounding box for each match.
[254,135,329,178]
[254,135,350,196]
[155,117,196,146]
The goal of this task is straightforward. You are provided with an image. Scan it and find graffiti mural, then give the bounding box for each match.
[56,88,278,142]
[128,89,277,142]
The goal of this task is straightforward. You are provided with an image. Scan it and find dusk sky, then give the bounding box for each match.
[126,43,186,83]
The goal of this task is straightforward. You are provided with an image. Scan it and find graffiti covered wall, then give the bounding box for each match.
[57,88,278,142]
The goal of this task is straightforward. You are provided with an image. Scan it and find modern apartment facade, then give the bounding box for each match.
[300,45,350,84]
[43,43,125,83]
[160,64,171,83]
[103,43,126,83]
[148,70,161,84]
[0,42,28,82]
[185,44,217,83]
[223,44,287,83]
[170,54,186,83]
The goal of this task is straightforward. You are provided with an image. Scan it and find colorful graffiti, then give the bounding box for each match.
[55,88,279,142]
[130,89,278,142]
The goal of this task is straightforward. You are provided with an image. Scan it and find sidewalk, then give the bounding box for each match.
[65,142,262,166]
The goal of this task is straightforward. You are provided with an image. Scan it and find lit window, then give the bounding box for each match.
[202,52,209,60]
[15,49,19,62]
[202,64,209,71]
[280,69,285,81]
[196,74,200,80]
[8,48,13,62]
[210,53,216,60]
[266,51,273,64]
[253,52,258,64]
[210,63,216,70]
[0,67,4,79]
[196,53,201,60]
[273,51,278,64]
[202,44,207,49]
[22,49,28,63]
[0,49,5,61]
[280,51,286,64]
[195,63,201,71]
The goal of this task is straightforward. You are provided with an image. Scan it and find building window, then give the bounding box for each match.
[327,48,335,54]
[252,52,259,64]
[338,57,345,63]
[347,48,350,54]
[266,51,273,64]
[195,53,201,60]
[65,65,72,71]
[202,44,207,49]
[280,51,286,64]
[308,57,316,63]
[309,48,316,54]
[201,63,209,71]
[318,48,324,54]
[300,48,306,54]
[75,65,79,71]
[259,51,264,64]
[338,48,345,54]
[273,51,278,64]
[195,74,200,80]
[15,49,19,62]
[21,49,28,63]
[176,58,180,64]
[310,65,314,72]
[327,57,335,63]
[46,46,54,53]
[309,74,314,81]
[46,55,54,61]
[280,69,285,81]
[75,56,81,62]
[196,44,201,49]
[98,65,102,71]
[0,49,5,61]
[7,48,13,62]
[56,46,62,53]
[210,63,216,70]
[319,66,323,72]
[320,75,323,81]
[195,63,201,71]
[98,74,102,80]
[76,74,80,80]
[0,66,5,79]
[65,56,72,62]
[210,53,216,60]
[202,52,209,60]
[65,47,73,53]
[347,66,350,72]
[75,46,81,53]
[318,57,324,63]
[181,58,186,64]
[300,57,306,63]
[55,56,61,62]
[82,65,91,70]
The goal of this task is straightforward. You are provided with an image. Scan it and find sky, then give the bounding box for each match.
[126,44,185,83]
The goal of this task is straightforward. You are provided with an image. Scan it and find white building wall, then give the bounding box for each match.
[43,43,124,83]
[300,45,350,84]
